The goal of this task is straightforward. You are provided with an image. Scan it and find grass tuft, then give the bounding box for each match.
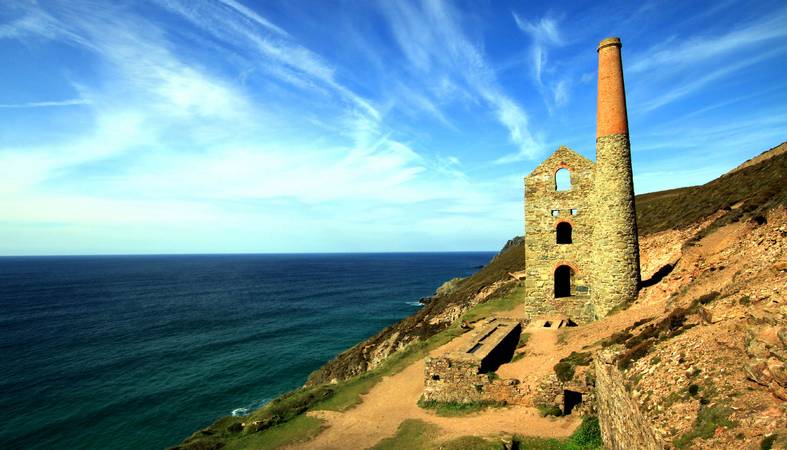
[674,405,738,448]
[417,398,506,416]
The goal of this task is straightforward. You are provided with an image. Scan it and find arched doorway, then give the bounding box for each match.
[556,222,572,244]
[554,265,574,298]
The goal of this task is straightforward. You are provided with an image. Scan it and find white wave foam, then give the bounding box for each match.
[231,398,270,417]
[404,301,423,307]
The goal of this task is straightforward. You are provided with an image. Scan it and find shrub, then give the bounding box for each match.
[537,404,563,417]
[688,384,700,396]
[554,352,592,381]
[554,361,575,382]
[570,416,603,448]
[674,405,738,448]
[761,434,776,450]
[600,330,632,347]
[697,291,721,305]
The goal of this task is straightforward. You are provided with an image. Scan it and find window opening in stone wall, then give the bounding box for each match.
[551,209,560,217]
[556,222,573,244]
[555,168,571,191]
[570,209,578,215]
[554,265,574,298]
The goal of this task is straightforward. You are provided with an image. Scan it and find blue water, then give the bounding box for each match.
[0,252,494,449]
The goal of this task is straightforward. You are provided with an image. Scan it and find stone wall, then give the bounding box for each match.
[422,356,527,404]
[524,146,595,323]
[591,134,641,317]
[533,366,596,416]
[594,349,661,450]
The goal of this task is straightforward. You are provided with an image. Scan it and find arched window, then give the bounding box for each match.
[554,265,574,298]
[555,168,571,191]
[556,222,572,244]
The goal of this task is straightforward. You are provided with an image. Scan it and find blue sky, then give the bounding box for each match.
[1,0,785,255]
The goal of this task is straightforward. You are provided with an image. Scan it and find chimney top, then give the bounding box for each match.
[597,37,621,52]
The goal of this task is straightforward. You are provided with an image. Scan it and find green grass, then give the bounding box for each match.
[537,404,563,417]
[417,398,506,416]
[518,332,531,348]
[461,283,525,323]
[224,415,324,450]
[674,405,739,448]
[311,373,379,411]
[439,435,501,449]
[370,419,439,450]
[373,416,602,450]
[554,352,592,382]
[514,416,603,449]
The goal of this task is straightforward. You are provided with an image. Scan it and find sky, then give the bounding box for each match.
[0,0,785,255]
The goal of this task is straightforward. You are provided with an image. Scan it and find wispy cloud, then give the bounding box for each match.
[160,0,380,120]
[381,0,542,162]
[0,98,90,108]
[512,12,570,112]
[638,46,787,112]
[629,7,787,74]
[512,13,562,84]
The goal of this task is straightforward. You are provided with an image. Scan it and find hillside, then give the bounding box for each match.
[173,142,786,450]
[635,142,786,235]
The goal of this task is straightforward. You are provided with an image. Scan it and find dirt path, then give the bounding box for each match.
[290,357,578,450]
[288,315,580,450]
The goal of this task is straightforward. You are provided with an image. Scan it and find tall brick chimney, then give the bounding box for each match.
[591,37,641,318]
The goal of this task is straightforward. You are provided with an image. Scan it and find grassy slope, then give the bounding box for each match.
[304,236,527,385]
[635,142,785,235]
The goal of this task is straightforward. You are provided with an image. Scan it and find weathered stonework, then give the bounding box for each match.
[522,36,640,322]
[533,369,596,417]
[524,146,595,323]
[591,133,641,316]
[593,349,661,450]
[422,319,527,405]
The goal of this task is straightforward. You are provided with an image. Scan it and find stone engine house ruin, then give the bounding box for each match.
[523,36,640,323]
[423,37,641,412]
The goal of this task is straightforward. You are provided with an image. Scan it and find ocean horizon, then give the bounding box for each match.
[0,252,495,449]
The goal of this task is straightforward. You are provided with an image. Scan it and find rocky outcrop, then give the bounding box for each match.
[745,306,787,401]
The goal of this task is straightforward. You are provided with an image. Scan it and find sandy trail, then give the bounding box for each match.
[289,307,580,450]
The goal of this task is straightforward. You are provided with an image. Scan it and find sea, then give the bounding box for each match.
[0,252,495,449]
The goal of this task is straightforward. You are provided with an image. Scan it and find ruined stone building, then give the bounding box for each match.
[523,37,640,323]
[423,38,641,407]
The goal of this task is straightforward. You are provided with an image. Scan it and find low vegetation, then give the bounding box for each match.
[370,419,439,450]
[371,416,602,450]
[514,416,603,449]
[174,324,467,449]
[537,404,563,417]
[416,398,506,416]
[460,283,525,323]
[635,143,786,235]
[554,352,592,382]
[673,405,738,448]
